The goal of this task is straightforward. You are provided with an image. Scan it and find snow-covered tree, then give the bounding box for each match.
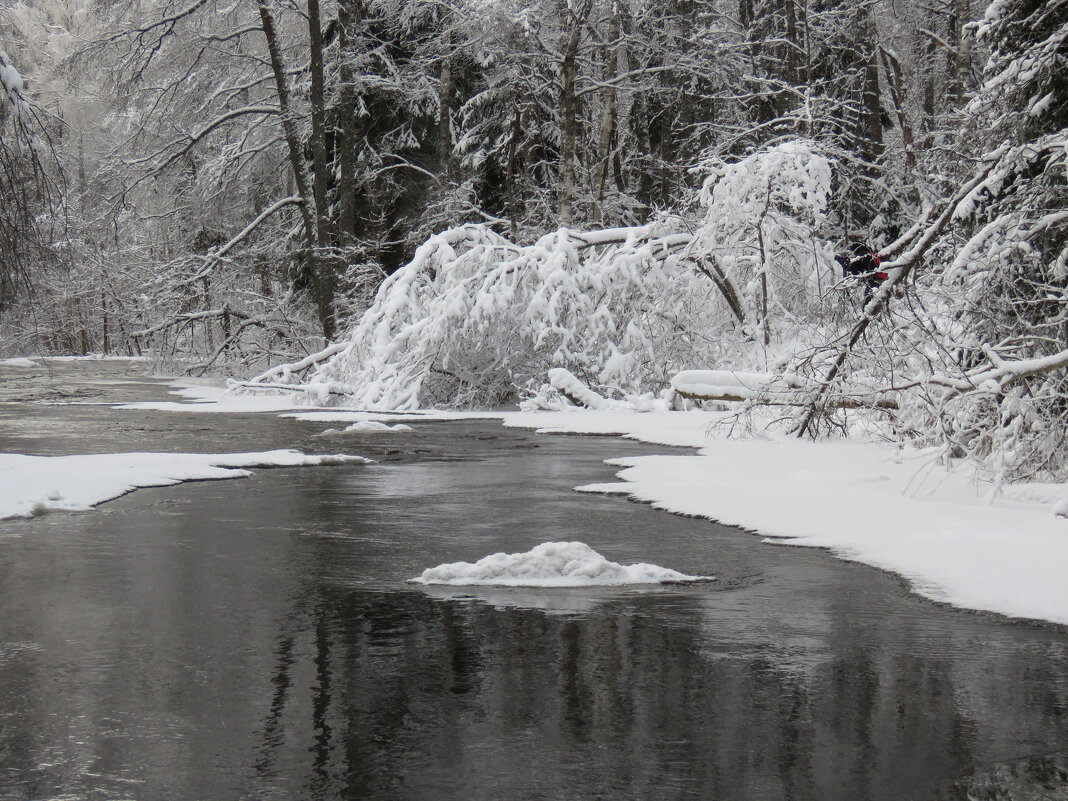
[246,140,838,409]
[0,40,57,321]
[789,0,1067,483]
[924,0,1068,480]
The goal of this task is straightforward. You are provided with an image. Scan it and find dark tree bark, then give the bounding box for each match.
[307,0,335,339]
[255,0,318,304]
[335,0,364,247]
[590,8,620,223]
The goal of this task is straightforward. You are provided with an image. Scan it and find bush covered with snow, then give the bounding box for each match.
[258,140,840,410]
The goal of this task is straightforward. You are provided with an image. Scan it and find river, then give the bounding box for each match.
[1,359,1067,800]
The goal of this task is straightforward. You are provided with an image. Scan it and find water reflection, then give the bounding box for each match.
[230,586,1068,801]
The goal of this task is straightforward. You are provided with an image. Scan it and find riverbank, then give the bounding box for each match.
[114,380,1068,627]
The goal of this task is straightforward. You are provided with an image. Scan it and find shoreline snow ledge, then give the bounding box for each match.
[564,434,1068,626]
[0,449,371,520]
[409,541,713,587]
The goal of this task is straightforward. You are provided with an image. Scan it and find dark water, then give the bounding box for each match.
[1,359,1067,801]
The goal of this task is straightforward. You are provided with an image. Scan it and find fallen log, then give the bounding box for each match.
[671,369,899,410]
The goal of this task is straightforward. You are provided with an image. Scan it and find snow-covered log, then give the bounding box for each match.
[672,369,811,402]
[673,370,898,409]
[547,367,614,410]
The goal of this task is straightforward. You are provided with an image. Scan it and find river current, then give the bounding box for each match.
[1,359,1066,800]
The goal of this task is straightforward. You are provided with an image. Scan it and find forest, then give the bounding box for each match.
[0,0,1066,483]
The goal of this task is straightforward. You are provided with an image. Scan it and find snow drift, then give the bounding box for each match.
[410,541,712,586]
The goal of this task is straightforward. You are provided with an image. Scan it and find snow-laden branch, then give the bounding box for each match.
[0,50,38,147]
[794,152,1008,437]
[102,0,212,44]
[247,341,350,385]
[131,307,247,339]
[892,349,1068,396]
[131,105,281,172]
[172,195,304,289]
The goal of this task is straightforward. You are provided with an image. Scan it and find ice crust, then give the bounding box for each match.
[411,541,712,587]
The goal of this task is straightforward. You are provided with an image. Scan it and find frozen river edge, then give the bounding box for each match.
[75,379,1068,628]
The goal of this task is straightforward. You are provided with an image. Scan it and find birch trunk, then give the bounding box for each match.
[557,0,592,226]
[590,8,620,224]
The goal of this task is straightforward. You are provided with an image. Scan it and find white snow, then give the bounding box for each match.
[1054,497,1068,518]
[0,358,40,368]
[0,449,371,520]
[316,420,415,435]
[410,541,712,586]
[118,383,310,413]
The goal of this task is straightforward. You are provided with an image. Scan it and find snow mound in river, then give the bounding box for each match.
[410,541,712,586]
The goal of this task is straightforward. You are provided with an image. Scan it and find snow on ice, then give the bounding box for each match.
[0,449,371,520]
[410,541,712,587]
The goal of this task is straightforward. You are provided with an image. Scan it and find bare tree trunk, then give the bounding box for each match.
[255,0,318,314]
[783,0,799,92]
[880,46,918,188]
[557,0,592,227]
[505,102,523,237]
[438,26,454,173]
[590,8,620,224]
[954,0,975,96]
[307,0,335,340]
[861,15,884,170]
[336,0,363,248]
[756,211,770,347]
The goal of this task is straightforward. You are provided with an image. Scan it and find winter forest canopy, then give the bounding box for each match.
[0,0,1066,482]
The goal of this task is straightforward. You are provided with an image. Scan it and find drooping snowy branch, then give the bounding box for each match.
[249,141,838,410]
[0,50,38,148]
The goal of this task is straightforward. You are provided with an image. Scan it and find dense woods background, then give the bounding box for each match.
[1,0,1065,478]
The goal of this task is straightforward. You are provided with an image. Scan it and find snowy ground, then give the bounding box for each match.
[25,379,1068,625]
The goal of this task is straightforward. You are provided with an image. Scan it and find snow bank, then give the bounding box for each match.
[410,541,712,586]
[118,383,309,413]
[492,409,1068,625]
[0,449,371,520]
[0,358,40,368]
